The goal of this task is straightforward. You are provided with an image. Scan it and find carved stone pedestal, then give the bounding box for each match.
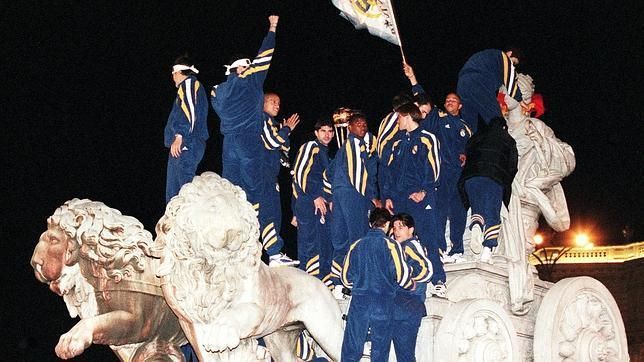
[338,260,629,361]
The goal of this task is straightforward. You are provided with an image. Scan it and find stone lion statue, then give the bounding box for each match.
[30,199,186,360]
[153,172,344,361]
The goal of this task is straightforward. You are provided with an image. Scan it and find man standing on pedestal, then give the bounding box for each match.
[164,56,209,204]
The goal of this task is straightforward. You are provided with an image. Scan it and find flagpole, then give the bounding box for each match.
[385,0,406,62]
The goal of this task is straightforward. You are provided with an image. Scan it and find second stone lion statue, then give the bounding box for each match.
[30,199,187,361]
[153,172,344,361]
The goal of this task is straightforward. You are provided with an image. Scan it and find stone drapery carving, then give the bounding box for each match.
[499,73,576,315]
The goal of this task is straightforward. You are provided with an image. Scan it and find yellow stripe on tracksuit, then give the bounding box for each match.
[484,224,501,240]
[386,238,412,289]
[420,131,441,182]
[502,52,519,99]
[294,143,319,193]
[257,48,274,58]
[305,254,320,276]
[322,170,332,195]
[239,64,270,78]
[386,139,402,166]
[177,86,191,125]
[340,239,362,287]
[377,112,399,158]
[405,242,432,283]
[346,138,368,196]
[295,330,314,361]
[261,222,278,250]
[346,140,355,187]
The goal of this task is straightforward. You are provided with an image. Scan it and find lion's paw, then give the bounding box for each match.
[55,323,93,359]
[202,322,241,352]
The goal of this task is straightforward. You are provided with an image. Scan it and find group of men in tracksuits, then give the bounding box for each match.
[289,50,521,360]
[163,12,522,359]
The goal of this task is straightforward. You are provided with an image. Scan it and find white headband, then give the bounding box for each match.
[224,58,251,75]
[172,64,199,74]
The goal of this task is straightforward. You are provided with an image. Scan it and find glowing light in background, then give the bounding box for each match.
[533,234,544,245]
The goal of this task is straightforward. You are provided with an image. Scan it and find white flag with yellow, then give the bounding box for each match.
[331,0,401,45]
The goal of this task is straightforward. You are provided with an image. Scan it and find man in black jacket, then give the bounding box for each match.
[458,116,518,263]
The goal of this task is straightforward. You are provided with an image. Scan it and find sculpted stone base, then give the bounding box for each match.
[333,260,629,362]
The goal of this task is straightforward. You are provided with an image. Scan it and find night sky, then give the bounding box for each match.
[4,1,643,360]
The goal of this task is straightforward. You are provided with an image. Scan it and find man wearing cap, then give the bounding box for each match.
[164,56,209,203]
[211,15,278,192]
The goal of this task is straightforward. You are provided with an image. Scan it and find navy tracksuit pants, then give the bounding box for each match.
[330,188,370,283]
[166,139,205,203]
[438,167,468,255]
[257,181,284,256]
[464,176,503,248]
[222,133,263,203]
[342,295,395,362]
[294,196,332,279]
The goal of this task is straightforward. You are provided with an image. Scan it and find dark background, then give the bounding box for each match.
[3,0,642,360]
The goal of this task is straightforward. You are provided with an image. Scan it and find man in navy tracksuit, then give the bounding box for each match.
[259,92,301,266]
[340,208,413,362]
[458,116,518,263]
[391,213,432,362]
[380,103,445,295]
[211,15,278,214]
[328,113,378,289]
[164,57,209,204]
[427,93,472,263]
[292,119,334,281]
[456,49,522,133]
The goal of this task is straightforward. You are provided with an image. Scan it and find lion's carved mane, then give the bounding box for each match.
[156,173,262,323]
[51,199,155,286]
[155,172,344,361]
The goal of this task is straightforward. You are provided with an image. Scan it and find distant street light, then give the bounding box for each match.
[533,233,544,246]
[575,233,590,247]
[532,231,594,282]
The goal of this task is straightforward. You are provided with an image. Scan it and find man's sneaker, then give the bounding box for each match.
[332,285,346,300]
[269,253,300,267]
[480,246,494,264]
[429,281,447,298]
[470,224,483,254]
[443,253,465,264]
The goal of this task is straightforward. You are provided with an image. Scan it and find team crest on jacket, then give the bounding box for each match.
[412,145,418,154]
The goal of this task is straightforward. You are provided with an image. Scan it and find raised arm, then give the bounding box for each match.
[239,16,279,84]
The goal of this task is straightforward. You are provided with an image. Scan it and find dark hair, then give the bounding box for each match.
[397,103,422,123]
[347,111,367,124]
[314,119,334,131]
[391,213,415,229]
[445,92,461,102]
[173,55,197,76]
[228,53,250,65]
[369,208,392,228]
[413,92,433,107]
[504,46,523,64]
[392,93,413,111]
